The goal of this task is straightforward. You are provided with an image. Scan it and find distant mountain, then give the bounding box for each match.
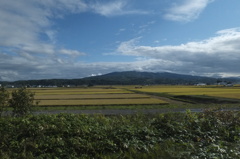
[1,71,240,86]
[81,71,218,85]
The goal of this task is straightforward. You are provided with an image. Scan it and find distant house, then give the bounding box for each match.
[217,82,227,86]
[196,83,206,86]
[225,84,234,87]
[6,85,14,88]
[135,86,142,89]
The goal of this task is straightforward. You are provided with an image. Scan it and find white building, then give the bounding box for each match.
[196,83,206,86]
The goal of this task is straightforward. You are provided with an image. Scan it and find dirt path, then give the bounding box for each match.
[126,89,188,105]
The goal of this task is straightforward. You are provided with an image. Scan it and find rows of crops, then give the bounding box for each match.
[32,87,167,106]
[8,85,240,107]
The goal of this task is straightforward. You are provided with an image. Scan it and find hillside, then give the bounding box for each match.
[82,71,218,85]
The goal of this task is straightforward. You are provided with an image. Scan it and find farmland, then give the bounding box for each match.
[7,85,240,110]
[1,86,240,158]
[31,87,167,107]
[126,85,240,99]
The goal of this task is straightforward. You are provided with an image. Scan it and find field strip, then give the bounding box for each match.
[130,86,240,100]
[37,98,168,106]
[36,97,151,100]
[35,94,150,99]
[36,92,133,95]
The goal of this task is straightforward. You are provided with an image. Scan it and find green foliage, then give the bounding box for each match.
[0,87,9,117]
[8,87,38,117]
[0,110,239,158]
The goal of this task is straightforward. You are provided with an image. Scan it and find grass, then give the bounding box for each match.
[33,104,172,111]
[33,103,240,112]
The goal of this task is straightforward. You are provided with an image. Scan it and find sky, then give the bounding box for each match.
[1,0,240,81]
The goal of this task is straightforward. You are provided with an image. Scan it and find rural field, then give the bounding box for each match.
[19,85,240,110]
[125,85,240,99]
[2,86,240,158]
[30,87,167,107]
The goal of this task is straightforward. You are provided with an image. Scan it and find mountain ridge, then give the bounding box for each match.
[83,71,219,85]
[1,71,239,86]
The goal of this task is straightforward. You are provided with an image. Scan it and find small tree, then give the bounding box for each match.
[0,87,9,117]
[9,87,38,117]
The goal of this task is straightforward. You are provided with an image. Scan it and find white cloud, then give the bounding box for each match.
[0,1,61,56]
[0,0,148,55]
[89,0,148,17]
[59,49,86,56]
[116,28,240,77]
[164,0,214,22]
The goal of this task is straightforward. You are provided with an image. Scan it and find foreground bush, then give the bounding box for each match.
[0,109,239,158]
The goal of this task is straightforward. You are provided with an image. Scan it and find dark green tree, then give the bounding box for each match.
[9,87,38,117]
[0,87,9,117]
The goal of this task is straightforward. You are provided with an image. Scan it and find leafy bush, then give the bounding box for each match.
[0,110,239,158]
[0,87,9,117]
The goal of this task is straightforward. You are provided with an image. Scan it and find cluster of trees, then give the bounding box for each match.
[0,87,38,117]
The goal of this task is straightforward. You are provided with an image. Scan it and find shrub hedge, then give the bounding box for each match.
[0,109,239,158]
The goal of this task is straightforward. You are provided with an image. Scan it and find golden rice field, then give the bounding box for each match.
[38,98,166,106]
[32,87,167,106]
[31,88,132,95]
[126,85,240,100]
[25,85,240,107]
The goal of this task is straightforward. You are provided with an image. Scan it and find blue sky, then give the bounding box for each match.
[1,0,240,81]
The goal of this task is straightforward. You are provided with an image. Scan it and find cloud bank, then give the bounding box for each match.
[116,28,240,77]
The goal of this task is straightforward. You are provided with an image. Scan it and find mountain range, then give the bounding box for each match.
[1,71,240,86]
